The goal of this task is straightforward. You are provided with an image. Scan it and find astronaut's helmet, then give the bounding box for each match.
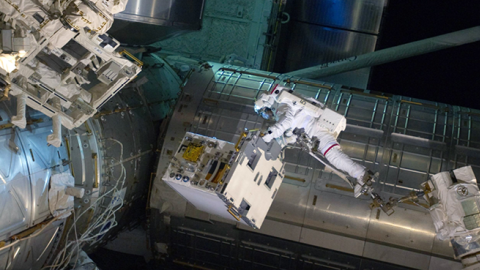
[254,93,275,119]
[259,107,274,120]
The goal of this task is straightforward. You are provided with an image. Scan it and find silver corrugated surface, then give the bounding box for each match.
[0,81,158,268]
[151,65,480,269]
[0,102,68,269]
[0,103,69,236]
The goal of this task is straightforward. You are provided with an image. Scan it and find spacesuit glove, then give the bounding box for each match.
[285,135,297,145]
[354,170,374,198]
[285,130,294,137]
[353,185,364,198]
[262,133,274,143]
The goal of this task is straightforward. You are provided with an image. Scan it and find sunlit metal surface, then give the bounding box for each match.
[151,64,480,269]
[0,102,77,268]
[277,0,387,89]
[293,0,386,34]
[0,79,158,268]
[116,0,203,26]
[0,103,69,241]
[154,215,424,270]
[110,0,205,45]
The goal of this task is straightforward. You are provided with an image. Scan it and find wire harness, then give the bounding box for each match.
[43,138,126,270]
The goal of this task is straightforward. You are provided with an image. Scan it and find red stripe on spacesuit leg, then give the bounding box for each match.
[270,84,278,94]
[323,144,339,156]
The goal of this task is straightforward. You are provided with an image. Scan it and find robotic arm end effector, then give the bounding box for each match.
[355,171,397,216]
[370,192,396,216]
[354,170,376,198]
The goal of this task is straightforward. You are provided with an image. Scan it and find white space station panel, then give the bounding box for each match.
[0,0,142,130]
[162,131,285,229]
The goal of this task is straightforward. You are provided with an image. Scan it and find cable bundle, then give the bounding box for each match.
[43,138,127,270]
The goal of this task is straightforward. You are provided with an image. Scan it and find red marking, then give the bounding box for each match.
[323,144,339,156]
[270,84,279,94]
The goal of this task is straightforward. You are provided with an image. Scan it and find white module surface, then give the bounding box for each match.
[162,131,285,228]
[0,0,141,131]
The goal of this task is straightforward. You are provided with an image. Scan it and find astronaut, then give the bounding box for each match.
[254,85,373,197]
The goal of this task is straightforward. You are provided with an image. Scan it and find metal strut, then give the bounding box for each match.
[285,26,480,79]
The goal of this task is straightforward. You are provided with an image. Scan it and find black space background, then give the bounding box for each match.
[368,0,480,109]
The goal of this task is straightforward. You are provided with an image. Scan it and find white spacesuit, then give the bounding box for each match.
[254,86,371,197]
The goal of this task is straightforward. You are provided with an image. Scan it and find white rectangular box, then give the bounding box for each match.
[162,131,285,228]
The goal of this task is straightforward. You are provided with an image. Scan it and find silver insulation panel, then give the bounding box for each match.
[0,82,157,268]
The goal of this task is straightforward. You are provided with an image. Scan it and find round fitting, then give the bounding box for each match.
[175,174,182,180]
[457,186,469,196]
[207,141,216,148]
[182,176,190,182]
